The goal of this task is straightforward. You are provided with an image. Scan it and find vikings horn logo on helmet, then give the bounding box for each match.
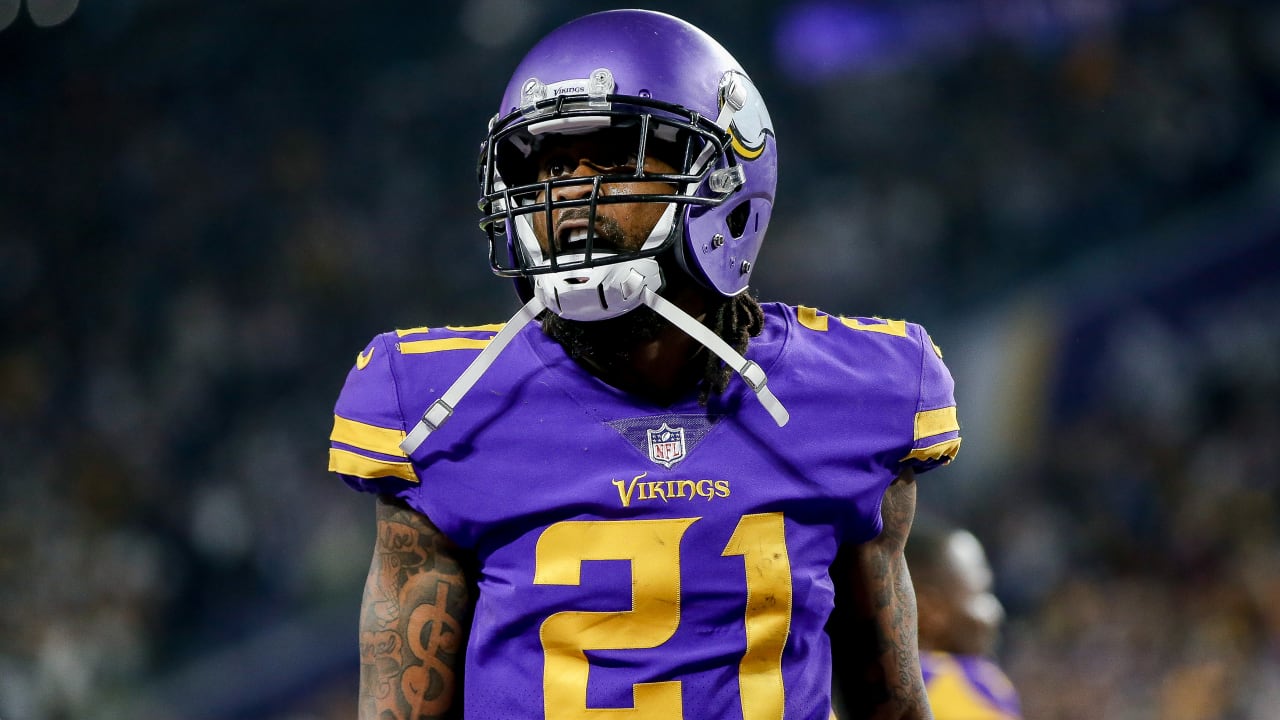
[723,71,774,160]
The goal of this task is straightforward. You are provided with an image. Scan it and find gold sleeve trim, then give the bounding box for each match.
[328,447,418,482]
[914,406,959,440]
[395,326,433,337]
[330,415,407,457]
[398,337,492,354]
[901,437,962,464]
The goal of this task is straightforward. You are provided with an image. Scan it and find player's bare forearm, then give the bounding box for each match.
[830,470,933,720]
[360,494,473,720]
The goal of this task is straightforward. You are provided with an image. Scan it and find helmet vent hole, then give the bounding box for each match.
[727,201,751,239]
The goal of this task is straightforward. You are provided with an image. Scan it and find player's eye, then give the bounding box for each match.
[539,153,575,180]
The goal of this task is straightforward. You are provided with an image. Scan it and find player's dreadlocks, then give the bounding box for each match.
[540,291,764,406]
[698,292,764,404]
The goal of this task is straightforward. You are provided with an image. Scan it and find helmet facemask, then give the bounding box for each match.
[479,91,741,321]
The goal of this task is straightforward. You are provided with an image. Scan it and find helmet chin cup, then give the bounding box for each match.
[532,257,665,321]
[515,200,677,321]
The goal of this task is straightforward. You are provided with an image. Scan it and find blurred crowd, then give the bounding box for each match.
[764,0,1280,319]
[1,1,1277,718]
[986,269,1280,719]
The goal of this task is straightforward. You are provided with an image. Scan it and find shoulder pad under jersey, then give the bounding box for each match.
[791,305,961,474]
[327,323,506,494]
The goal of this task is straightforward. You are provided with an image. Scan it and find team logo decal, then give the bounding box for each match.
[646,423,687,468]
[720,70,774,160]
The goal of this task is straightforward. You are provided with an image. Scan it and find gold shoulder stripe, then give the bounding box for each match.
[797,306,828,331]
[914,406,959,440]
[445,322,506,332]
[395,326,433,337]
[901,437,962,464]
[399,337,492,354]
[839,316,908,337]
[331,415,407,457]
[328,447,418,483]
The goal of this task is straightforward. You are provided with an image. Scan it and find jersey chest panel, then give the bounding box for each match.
[403,358,893,720]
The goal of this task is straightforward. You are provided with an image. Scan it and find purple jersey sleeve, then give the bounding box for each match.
[789,307,960,478]
[900,323,961,474]
[327,331,420,497]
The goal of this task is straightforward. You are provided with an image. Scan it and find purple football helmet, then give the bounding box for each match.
[478,9,777,320]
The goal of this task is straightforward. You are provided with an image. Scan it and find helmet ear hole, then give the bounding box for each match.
[726,201,751,239]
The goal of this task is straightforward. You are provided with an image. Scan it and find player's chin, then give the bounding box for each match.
[544,302,665,348]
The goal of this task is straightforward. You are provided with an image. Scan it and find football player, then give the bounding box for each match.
[329,10,961,719]
[908,520,1022,719]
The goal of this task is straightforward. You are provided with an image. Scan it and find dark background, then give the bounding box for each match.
[2,0,1278,717]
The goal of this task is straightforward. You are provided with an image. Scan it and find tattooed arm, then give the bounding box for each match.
[360,494,475,720]
[829,469,933,720]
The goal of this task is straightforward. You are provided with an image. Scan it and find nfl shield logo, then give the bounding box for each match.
[646,423,687,468]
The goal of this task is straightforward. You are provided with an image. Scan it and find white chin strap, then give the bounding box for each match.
[638,287,789,428]
[400,290,789,456]
[400,295,547,454]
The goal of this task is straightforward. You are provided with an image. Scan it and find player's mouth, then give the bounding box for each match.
[555,219,619,254]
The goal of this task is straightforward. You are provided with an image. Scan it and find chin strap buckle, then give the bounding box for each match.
[640,288,789,427]
[400,296,546,455]
[738,360,766,392]
[421,400,454,432]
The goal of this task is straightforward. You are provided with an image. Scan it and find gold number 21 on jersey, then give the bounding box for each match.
[535,513,793,719]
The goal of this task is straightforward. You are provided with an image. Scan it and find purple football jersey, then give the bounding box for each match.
[330,303,960,719]
[920,651,1022,719]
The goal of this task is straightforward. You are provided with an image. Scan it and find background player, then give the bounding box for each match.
[907,518,1021,720]
[329,10,961,719]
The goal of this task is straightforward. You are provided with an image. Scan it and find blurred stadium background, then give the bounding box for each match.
[1,0,1277,718]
